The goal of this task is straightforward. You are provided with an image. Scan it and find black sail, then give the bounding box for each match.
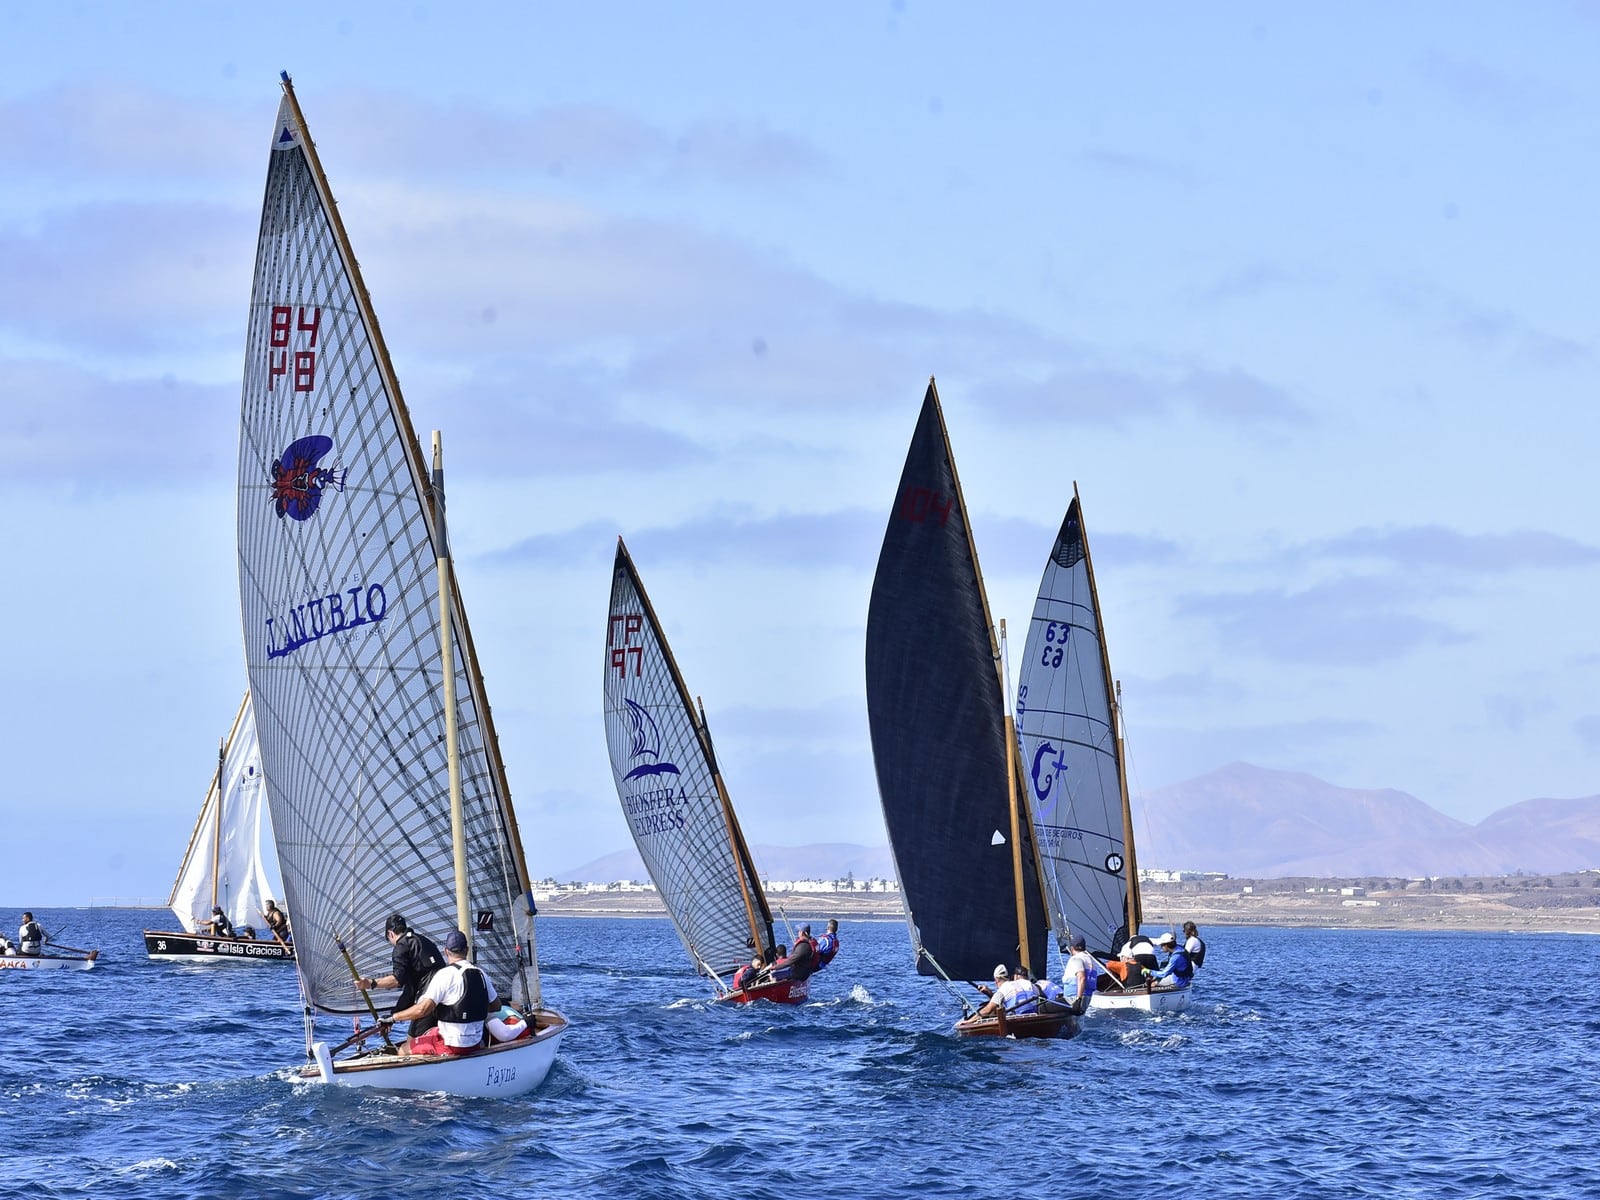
[865,381,1049,981]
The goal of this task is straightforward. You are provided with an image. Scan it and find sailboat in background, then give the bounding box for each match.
[143,695,294,963]
[865,380,1075,1039]
[1015,487,1189,1014]
[603,538,806,1003]
[235,74,566,1094]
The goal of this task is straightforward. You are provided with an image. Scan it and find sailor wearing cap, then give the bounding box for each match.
[1147,931,1194,990]
[384,929,500,1057]
[1063,934,1101,1010]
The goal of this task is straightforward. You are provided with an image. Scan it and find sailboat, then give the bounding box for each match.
[1015,487,1189,1014]
[235,75,567,1095]
[143,695,294,963]
[602,539,804,1004]
[865,380,1075,1039]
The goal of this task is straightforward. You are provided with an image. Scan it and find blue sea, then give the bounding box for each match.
[2,907,1595,1199]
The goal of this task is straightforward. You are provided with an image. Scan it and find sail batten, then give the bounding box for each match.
[237,81,537,1020]
[1016,492,1133,956]
[603,540,769,982]
[865,382,1049,981]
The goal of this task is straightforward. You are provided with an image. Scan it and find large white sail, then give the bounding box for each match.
[603,540,771,982]
[1015,492,1135,956]
[237,89,539,1017]
[167,695,276,934]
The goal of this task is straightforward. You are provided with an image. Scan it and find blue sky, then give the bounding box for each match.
[4,4,1597,904]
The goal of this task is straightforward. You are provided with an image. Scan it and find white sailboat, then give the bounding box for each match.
[236,74,567,1094]
[143,695,293,963]
[1015,486,1190,1014]
[602,539,806,1004]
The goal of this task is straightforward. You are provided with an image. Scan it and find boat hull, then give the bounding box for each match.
[955,1007,1079,1039]
[303,1012,568,1097]
[144,930,294,963]
[0,953,97,971]
[719,976,810,1005]
[1090,984,1192,1014]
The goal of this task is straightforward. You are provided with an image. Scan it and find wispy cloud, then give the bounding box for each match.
[1178,576,1471,665]
[1319,525,1600,572]
[486,507,882,572]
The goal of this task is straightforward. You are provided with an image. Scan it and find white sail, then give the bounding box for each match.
[1015,492,1135,956]
[167,695,276,934]
[602,540,771,982]
[237,87,541,1019]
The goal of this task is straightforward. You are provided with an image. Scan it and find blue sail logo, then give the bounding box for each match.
[1031,740,1068,812]
[623,699,681,781]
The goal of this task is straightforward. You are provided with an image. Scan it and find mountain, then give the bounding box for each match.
[555,842,896,885]
[556,766,1600,882]
[1136,762,1600,877]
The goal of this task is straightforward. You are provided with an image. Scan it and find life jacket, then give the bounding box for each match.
[1166,948,1194,982]
[1003,978,1041,1015]
[815,931,839,968]
[1066,950,1100,997]
[733,964,760,991]
[1187,936,1207,967]
[393,931,444,1005]
[435,962,491,1026]
[19,921,42,954]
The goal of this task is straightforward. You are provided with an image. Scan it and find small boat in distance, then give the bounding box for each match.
[1,914,97,972]
[603,538,806,1004]
[236,75,567,1094]
[143,695,294,964]
[1015,487,1189,1015]
[865,380,1075,1039]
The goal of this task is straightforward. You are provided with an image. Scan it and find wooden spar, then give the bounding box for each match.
[433,432,470,948]
[277,77,540,989]
[999,621,1031,974]
[168,697,248,912]
[700,696,772,958]
[208,735,225,915]
[1072,482,1142,938]
[1115,680,1142,933]
[928,379,1035,970]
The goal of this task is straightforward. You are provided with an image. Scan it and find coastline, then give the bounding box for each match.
[537,877,1600,936]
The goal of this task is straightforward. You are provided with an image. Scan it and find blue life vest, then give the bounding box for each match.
[815,932,839,967]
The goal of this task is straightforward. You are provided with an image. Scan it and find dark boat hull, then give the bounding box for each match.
[143,930,294,962]
[955,1007,1079,1039]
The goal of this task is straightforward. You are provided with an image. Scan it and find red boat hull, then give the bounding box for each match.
[719,976,810,1005]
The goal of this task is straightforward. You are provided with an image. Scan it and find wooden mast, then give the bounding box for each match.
[277,75,537,974]
[1073,482,1141,940]
[433,432,471,947]
[928,379,1035,974]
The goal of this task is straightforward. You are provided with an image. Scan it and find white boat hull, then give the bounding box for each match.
[302,1014,568,1097]
[0,953,97,972]
[1090,985,1191,1014]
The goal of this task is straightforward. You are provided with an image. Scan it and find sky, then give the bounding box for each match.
[3,3,1598,905]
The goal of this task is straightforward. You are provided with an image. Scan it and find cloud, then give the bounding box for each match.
[0,358,233,488]
[972,359,1312,432]
[1081,148,1194,188]
[1319,525,1600,572]
[1178,576,1471,665]
[487,507,882,572]
[1193,262,1319,305]
[978,512,1181,578]
[1379,279,1587,369]
[1575,716,1600,753]
[1416,52,1554,123]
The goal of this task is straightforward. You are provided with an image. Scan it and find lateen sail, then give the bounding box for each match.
[603,540,772,981]
[167,694,275,934]
[1016,492,1136,956]
[865,381,1049,981]
[237,90,538,1017]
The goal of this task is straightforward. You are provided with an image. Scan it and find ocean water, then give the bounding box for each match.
[1,906,1595,1199]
